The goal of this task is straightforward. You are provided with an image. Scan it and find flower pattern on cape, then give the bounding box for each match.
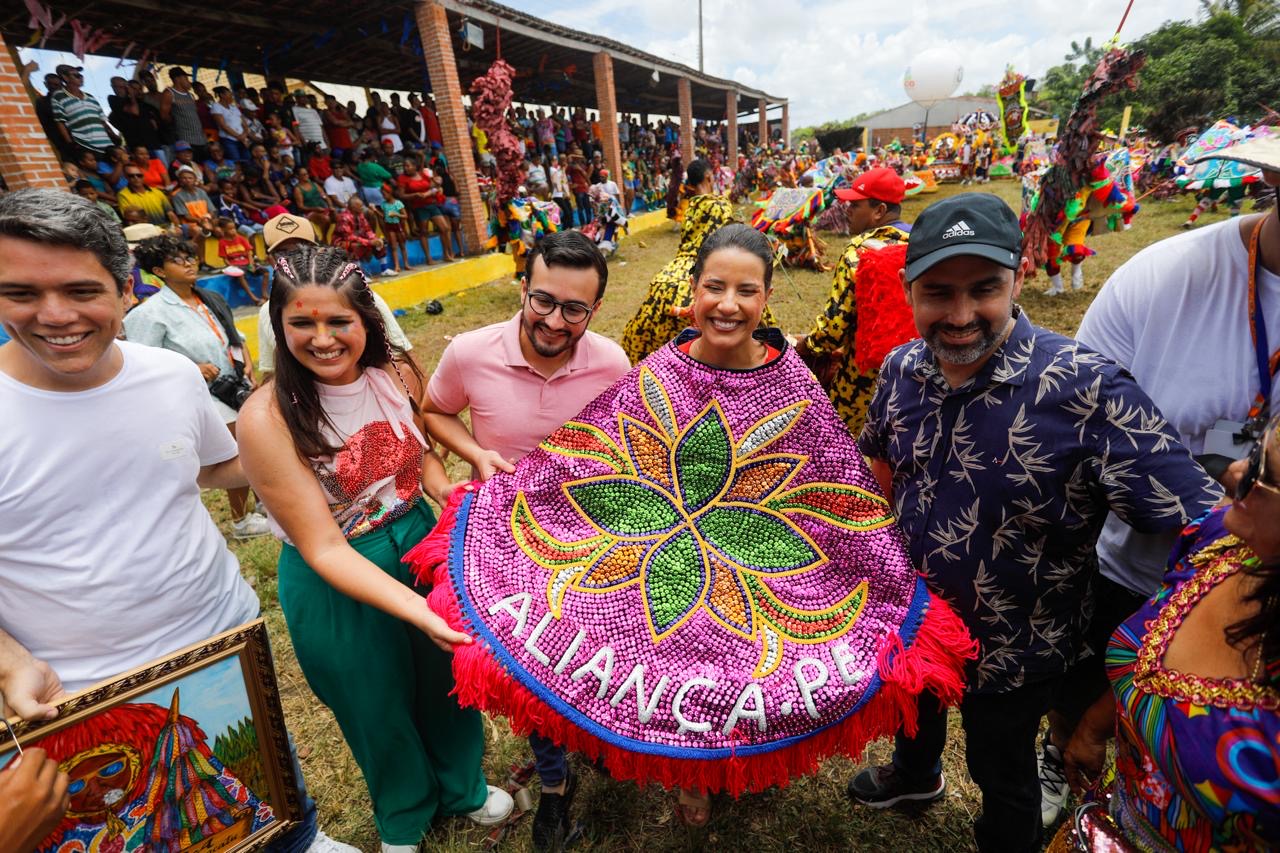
[513,366,894,677]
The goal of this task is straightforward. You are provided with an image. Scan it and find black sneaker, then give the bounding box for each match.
[531,769,577,852]
[847,763,945,808]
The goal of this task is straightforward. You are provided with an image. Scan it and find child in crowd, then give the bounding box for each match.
[212,178,264,237]
[378,182,411,274]
[216,217,269,304]
[73,180,121,223]
[264,113,300,163]
[121,205,148,227]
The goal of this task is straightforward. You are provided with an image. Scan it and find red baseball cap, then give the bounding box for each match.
[835,166,906,205]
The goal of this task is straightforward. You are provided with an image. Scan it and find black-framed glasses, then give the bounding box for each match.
[526,290,593,324]
[167,254,197,266]
[1236,428,1280,501]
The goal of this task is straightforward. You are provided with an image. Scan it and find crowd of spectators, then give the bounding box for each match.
[23,63,747,291]
[497,106,738,226]
[31,66,483,281]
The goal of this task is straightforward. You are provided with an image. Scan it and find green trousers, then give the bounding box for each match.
[277,500,487,844]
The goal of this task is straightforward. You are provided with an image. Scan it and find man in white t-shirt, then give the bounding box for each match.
[323,161,358,206]
[1040,140,1280,828]
[1077,148,1280,597]
[0,189,354,853]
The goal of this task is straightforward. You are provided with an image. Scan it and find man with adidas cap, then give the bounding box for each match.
[846,193,1218,853]
[796,166,911,434]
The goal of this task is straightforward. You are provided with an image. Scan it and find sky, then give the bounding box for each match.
[20,0,1205,130]
[519,0,1205,127]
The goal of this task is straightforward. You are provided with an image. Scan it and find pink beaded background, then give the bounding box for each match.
[454,344,923,754]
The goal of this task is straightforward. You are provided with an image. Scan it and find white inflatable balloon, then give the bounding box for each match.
[903,48,964,109]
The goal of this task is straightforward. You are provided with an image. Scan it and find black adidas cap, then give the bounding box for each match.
[904,193,1024,281]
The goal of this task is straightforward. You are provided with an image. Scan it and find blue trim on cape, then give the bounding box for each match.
[448,490,933,761]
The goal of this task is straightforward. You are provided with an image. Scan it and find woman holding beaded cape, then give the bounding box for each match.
[407,224,975,813]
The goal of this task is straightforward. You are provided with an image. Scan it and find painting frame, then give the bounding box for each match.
[2,619,300,852]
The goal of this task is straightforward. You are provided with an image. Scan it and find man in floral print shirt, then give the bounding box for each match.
[845,194,1220,853]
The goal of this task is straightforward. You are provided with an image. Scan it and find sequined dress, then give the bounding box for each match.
[406,329,975,795]
[1105,508,1280,850]
[620,193,775,364]
[269,367,427,541]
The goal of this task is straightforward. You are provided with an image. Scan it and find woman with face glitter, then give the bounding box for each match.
[235,247,514,850]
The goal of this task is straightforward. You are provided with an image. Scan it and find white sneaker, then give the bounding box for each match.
[466,785,514,826]
[308,830,361,853]
[380,268,398,277]
[1039,743,1070,828]
[231,512,271,540]
[379,844,416,853]
[1045,273,1065,296]
[1070,263,1085,291]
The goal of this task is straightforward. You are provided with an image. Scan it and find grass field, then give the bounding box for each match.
[210,182,1228,851]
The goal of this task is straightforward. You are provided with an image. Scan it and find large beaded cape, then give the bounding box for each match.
[410,337,973,794]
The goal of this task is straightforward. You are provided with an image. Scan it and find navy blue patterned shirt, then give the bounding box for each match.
[859,308,1221,693]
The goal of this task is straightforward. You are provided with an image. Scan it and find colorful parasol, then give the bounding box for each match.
[1177,123,1277,190]
[407,342,974,795]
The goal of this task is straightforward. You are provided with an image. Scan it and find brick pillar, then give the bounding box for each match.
[0,36,66,190]
[592,52,623,192]
[677,77,693,163]
[781,102,789,148]
[726,90,738,165]
[416,1,487,256]
[758,98,768,151]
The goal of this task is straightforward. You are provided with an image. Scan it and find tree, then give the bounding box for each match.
[1130,12,1280,139]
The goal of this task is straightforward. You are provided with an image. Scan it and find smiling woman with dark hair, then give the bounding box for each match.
[234,246,513,850]
[620,161,776,364]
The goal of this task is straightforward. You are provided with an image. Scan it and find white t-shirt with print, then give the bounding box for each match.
[0,341,259,693]
[1077,217,1277,594]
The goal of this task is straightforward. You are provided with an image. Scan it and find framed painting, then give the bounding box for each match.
[1,619,300,853]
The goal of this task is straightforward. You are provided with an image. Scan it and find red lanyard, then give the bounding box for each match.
[187,294,237,368]
[1246,217,1280,422]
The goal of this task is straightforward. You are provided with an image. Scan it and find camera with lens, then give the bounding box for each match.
[209,373,254,410]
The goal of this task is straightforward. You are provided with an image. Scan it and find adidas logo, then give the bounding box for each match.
[942,220,975,240]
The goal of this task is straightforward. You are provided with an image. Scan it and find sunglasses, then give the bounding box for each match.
[125,172,144,178]
[1236,428,1280,501]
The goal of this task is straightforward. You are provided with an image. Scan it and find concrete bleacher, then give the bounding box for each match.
[230,208,669,359]
[197,228,454,310]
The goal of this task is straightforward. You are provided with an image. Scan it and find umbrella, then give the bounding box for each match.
[1176,122,1275,189]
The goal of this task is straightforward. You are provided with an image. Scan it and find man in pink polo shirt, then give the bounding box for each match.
[424,228,630,852]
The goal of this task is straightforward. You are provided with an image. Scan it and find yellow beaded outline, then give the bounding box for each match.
[1133,535,1280,711]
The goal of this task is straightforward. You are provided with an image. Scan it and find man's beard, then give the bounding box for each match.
[522,314,578,358]
[923,317,1003,365]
